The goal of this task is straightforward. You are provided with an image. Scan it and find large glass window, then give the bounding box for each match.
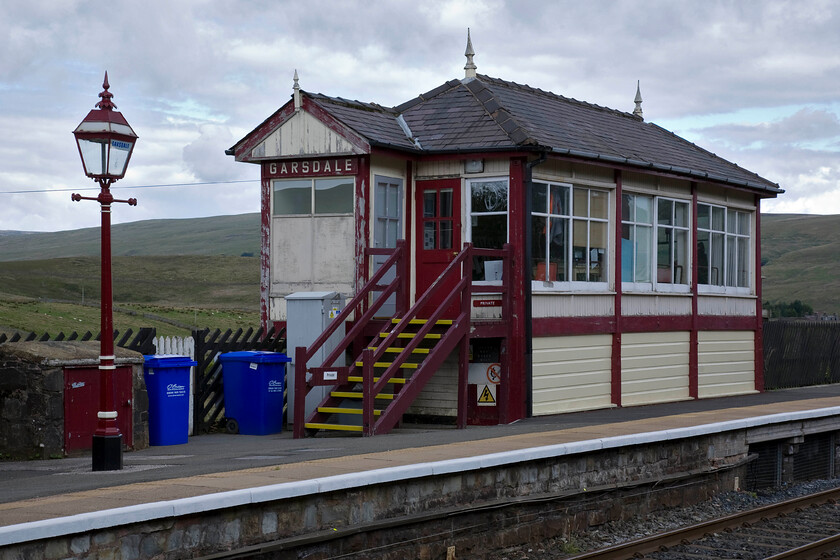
[698,203,751,289]
[621,193,653,283]
[530,182,608,284]
[656,198,690,285]
[468,178,508,281]
[273,177,354,215]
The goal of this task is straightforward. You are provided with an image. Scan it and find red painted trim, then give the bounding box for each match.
[754,195,765,391]
[612,170,623,405]
[532,317,617,337]
[259,172,272,331]
[505,158,527,422]
[696,315,757,331]
[624,315,693,332]
[355,156,371,295]
[689,183,699,398]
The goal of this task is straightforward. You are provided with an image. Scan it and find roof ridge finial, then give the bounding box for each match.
[633,80,643,120]
[464,28,477,80]
[95,71,116,111]
[293,70,301,110]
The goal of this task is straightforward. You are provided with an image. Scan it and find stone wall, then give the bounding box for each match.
[0,341,147,460]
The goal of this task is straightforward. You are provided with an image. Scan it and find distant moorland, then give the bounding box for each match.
[0,212,837,338]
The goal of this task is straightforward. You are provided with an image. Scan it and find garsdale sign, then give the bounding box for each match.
[264,157,358,178]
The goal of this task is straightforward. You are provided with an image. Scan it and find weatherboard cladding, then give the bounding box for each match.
[288,76,779,193]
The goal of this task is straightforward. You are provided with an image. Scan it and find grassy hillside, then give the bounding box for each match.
[760,214,840,314]
[0,212,837,339]
[0,213,260,261]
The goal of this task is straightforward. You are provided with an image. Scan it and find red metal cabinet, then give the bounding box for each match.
[64,366,134,453]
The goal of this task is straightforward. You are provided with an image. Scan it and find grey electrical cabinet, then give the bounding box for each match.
[285,292,346,424]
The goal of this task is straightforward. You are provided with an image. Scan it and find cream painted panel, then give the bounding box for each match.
[268,216,355,320]
[532,334,613,415]
[416,160,461,178]
[621,331,690,406]
[280,111,358,156]
[532,294,614,318]
[698,331,756,398]
[621,294,692,316]
[407,355,458,417]
[698,296,757,316]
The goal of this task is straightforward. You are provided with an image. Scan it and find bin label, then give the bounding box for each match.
[250,362,258,370]
[166,383,187,398]
[268,380,284,393]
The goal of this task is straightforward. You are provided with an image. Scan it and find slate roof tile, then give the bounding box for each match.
[299,75,780,193]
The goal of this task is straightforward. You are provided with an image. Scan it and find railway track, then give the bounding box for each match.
[565,486,840,560]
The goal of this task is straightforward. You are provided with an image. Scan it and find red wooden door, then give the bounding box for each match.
[415,179,461,317]
[64,366,134,452]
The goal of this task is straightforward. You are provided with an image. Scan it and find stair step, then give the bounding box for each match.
[318,407,382,416]
[354,361,419,369]
[369,346,431,354]
[347,375,407,384]
[304,422,363,432]
[379,332,442,339]
[391,318,453,326]
[331,391,395,400]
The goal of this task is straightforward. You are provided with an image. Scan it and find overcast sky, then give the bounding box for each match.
[1,0,838,232]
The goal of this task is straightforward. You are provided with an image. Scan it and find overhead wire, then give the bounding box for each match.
[0,179,259,195]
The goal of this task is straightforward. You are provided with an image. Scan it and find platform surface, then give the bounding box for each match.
[2,385,839,531]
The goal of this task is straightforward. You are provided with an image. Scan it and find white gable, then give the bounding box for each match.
[251,110,364,158]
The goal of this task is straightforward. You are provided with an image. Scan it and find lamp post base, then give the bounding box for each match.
[92,434,123,471]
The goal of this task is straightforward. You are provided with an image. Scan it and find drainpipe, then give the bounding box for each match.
[524,152,546,418]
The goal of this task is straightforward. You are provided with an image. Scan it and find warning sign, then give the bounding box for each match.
[486,363,501,385]
[477,384,496,406]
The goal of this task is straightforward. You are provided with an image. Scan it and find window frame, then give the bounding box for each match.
[653,196,691,294]
[271,176,355,217]
[697,202,752,295]
[620,192,655,292]
[466,176,510,285]
[530,181,610,293]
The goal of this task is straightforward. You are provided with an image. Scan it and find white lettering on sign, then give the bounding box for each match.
[268,158,356,177]
[166,383,187,397]
[71,381,86,389]
[268,380,284,393]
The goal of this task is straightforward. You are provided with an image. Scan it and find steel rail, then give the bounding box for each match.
[565,486,840,560]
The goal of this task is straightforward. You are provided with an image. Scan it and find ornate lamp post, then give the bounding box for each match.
[72,72,138,471]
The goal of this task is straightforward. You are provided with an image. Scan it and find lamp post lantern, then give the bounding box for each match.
[72,72,138,471]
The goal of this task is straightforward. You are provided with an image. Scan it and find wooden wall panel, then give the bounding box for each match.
[698,330,757,398]
[621,331,690,406]
[532,294,614,318]
[532,335,613,415]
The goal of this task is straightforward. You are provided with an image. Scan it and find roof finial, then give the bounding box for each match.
[293,70,301,110]
[95,71,116,111]
[633,80,643,120]
[464,28,477,81]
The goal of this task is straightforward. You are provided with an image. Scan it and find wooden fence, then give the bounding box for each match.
[763,321,840,389]
[192,327,286,434]
[0,327,157,355]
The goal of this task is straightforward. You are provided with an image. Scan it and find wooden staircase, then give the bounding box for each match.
[293,241,511,437]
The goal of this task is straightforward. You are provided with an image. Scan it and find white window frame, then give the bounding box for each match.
[531,181,610,293]
[466,176,509,286]
[697,202,752,295]
[620,192,654,292]
[653,196,691,294]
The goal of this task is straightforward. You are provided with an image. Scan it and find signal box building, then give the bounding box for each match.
[228,37,782,436]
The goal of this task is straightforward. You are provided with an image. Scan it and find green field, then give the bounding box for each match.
[1,212,837,339]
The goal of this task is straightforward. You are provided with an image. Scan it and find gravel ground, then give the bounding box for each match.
[492,477,840,559]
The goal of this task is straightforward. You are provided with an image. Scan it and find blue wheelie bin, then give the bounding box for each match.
[143,355,197,446]
[218,351,291,435]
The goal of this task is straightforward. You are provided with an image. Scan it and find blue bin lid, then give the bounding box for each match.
[218,351,291,364]
[144,354,198,368]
